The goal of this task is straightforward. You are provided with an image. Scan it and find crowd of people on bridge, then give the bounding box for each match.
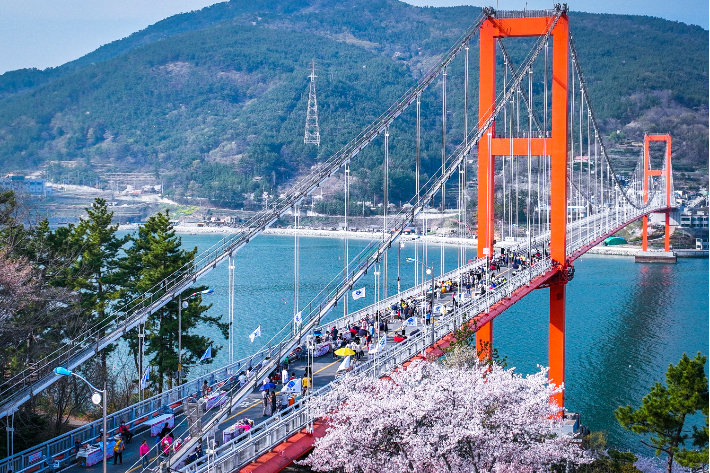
[74,245,551,473]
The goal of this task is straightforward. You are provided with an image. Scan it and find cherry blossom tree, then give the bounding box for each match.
[301,347,591,472]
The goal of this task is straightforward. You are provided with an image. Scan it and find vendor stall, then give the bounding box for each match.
[139,413,175,437]
[205,390,227,411]
[76,440,115,467]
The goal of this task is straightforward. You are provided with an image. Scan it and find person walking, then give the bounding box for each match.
[160,433,172,458]
[139,440,150,468]
[301,374,310,396]
[113,436,124,465]
[281,366,288,385]
[262,389,269,416]
[270,390,277,416]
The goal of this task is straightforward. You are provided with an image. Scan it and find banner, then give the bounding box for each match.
[140,367,150,389]
[352,287,366,300]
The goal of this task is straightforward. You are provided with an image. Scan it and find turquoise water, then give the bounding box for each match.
[129,231,709,452]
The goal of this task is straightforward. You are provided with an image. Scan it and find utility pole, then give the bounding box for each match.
[304,60,321,146]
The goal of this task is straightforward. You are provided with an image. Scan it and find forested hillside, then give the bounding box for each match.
[0,0,706,208]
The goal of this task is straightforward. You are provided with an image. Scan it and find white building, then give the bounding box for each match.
[0,174,51,196]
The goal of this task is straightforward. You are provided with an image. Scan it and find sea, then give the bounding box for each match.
[121,231,709,454]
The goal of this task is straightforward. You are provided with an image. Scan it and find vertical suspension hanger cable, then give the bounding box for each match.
[502,41,507,244]
[344,162,349,318]
[441,66,447,277]
[415,93,421,287]
[515,87,520,232]
[510,95,514,239]
[228,256,235,365]
[462,43,469,270]
[527,67,533,259]
[383,127,389,300]
[294,201,300,337]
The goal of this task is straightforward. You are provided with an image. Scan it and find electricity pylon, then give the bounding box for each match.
[304,60,321,146]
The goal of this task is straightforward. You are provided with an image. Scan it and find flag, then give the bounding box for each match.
[200,346,212,361]
[284,379,300,393]
[352,287,366,300]
[294,311,302,326]
[249,325,261,343]
[403,316,418,327]
[140,367,150,390]
[377,335,387,351]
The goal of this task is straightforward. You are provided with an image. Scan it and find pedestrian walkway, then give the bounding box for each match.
[60,260,530,473]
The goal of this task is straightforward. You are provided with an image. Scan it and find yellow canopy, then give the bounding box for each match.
[334,347,356,357]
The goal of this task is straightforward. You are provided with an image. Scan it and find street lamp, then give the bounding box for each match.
[305,335,316,433]
[406,258,435,353]
[54,367,107,473]
[178,289,214,386]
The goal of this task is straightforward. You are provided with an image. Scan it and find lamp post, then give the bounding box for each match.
[305,335,315,433]
[54,367,106,473]
[178,289,214,386]
[397,240,403,295]
[406,258,434,353]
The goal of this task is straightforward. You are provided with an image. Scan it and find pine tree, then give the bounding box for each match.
[61,199,128,383]
[120,211,227,392]
[615,353,709,473]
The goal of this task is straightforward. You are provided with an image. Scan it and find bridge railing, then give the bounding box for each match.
[180,258,555,473]
[0,346,281,473]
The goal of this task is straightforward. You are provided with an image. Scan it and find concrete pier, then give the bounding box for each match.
[635,251,677,264]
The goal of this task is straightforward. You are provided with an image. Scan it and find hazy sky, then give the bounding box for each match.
[0,0,707,75]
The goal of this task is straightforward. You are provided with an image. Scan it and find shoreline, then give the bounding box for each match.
[117,224,706,258]
[118,223,479,246]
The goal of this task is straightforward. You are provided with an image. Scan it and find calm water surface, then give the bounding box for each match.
[134,231,709,452]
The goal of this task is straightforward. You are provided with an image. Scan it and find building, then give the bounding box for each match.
[0,174,51,196]
[679,208,709,229]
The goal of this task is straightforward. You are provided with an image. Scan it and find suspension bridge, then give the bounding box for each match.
[0,5,676,473]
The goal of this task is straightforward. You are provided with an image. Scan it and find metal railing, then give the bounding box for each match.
[182,258,554,473]
[0,347,277,473]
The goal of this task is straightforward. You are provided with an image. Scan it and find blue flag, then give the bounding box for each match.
[140,367,150,390]
[200,346,212,361]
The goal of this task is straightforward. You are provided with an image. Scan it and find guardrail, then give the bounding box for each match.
[182,258,554,473]
[0,347,280,473]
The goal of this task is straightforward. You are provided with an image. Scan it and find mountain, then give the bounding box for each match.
[0,0,706,208]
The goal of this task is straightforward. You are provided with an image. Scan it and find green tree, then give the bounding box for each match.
[615,352,709,473]
[74,199,128,381]
[120,211,227,391]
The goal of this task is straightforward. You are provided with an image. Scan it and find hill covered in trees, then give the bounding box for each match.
[0,0,707,208]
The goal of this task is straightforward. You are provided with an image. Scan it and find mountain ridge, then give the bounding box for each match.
[0,0,706,207]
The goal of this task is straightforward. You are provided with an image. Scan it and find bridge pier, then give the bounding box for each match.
[549,282,566,411]
[475,321,493,359]
[477,13,570,408]
[641,134,673,253]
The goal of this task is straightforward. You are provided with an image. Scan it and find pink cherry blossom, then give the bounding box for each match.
[301,347,592,472]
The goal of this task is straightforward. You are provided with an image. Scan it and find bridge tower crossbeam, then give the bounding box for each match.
[476,12,569,409]
[642,134,672,252]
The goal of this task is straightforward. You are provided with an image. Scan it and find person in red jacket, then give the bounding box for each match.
[118,421,133,443]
